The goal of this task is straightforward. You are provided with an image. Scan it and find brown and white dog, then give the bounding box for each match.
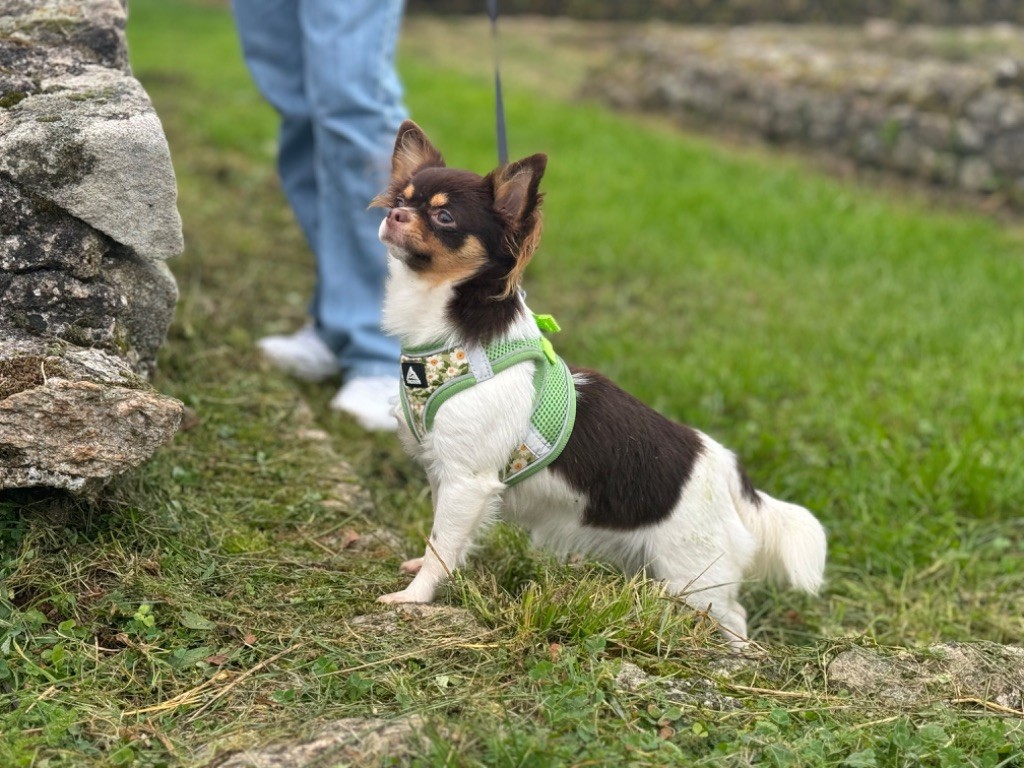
[372,120,826,645]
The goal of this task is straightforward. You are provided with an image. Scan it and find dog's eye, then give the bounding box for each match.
[393,196,405,208]
[434,210,455,226]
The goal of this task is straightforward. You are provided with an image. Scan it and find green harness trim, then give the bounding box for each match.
[399,317,576,486]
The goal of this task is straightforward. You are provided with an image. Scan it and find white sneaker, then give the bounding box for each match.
[330,376,399,432]
[257,323,340,382]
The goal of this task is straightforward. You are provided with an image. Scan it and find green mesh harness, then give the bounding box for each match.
[398,314,576,486]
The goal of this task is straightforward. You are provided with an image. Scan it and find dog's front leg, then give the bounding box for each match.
[379,472,503,604]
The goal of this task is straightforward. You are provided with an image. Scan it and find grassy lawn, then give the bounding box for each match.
[2,0,1024,765]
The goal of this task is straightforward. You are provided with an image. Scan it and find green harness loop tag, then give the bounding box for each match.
[533,313,560,364]
[539,337,557,364]
[533,313,561,333]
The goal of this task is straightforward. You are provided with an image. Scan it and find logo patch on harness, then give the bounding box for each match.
[402,362,428,388]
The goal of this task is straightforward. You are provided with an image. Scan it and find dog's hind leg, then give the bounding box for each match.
[644,491,757,648]
[379,472,504,604]
[662,566,750,649]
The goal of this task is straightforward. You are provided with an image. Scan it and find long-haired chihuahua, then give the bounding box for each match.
[371,120,826,646]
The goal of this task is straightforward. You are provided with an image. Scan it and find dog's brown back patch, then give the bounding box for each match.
[551,370,706,530]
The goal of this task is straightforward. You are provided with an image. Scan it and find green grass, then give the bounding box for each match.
[3,1,1024,765]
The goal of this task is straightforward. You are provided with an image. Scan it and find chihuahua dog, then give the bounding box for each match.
[372,120,826,645]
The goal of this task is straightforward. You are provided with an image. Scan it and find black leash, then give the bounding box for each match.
[487,0,509,166]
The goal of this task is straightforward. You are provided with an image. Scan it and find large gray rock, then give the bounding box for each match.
[0,174,179,374]
[0,332,184,492]
[1,67,184,258]
[1,0,184,493]
[0,0,128,68]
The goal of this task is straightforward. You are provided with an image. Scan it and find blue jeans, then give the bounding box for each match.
[233,0,406,378]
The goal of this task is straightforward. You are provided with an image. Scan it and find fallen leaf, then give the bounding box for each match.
[243,633,257,646]
[180,610,216,631]
[204,654,230,666]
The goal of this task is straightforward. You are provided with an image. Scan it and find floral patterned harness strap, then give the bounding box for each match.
[398,315,577,486]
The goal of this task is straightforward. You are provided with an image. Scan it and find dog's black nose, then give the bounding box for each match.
[388,207,411,224]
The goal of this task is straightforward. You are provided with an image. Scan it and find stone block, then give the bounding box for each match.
[1,0,185,493]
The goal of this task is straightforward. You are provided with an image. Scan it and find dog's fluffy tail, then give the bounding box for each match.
[729,459,826,593]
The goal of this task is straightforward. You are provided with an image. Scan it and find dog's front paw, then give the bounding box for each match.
[378,588,430,604]
[399,557,424,575]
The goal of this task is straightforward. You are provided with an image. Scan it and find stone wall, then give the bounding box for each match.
[409,0,1024,25]
[1,0,184,493]
[585,24,1024,200]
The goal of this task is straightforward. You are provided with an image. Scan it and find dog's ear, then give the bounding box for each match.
[491,153,546,228]
[488,153,546,298]
[370,120,445,208]
[390,120,445,180]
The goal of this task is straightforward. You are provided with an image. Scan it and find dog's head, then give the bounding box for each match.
[373,120,546,300]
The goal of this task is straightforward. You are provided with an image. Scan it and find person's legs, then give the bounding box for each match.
[235,0,405,429]
[234,0,339,381]
[233,0,320,253]
[300,0,406,380]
